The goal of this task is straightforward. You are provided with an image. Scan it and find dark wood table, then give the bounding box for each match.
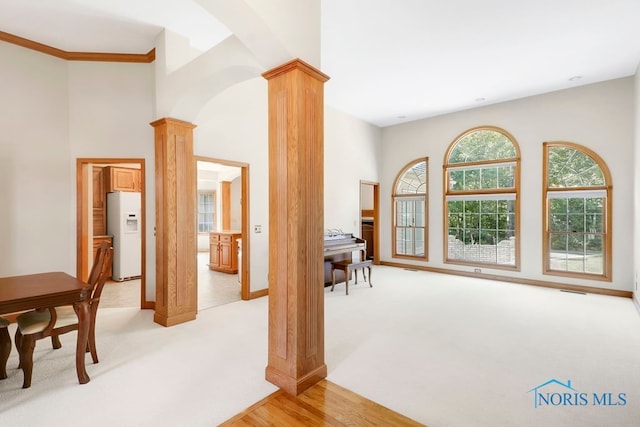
[0,272,93,386]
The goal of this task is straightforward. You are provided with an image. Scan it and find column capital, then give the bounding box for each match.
[150,117,197,129]
[262,58,329,82]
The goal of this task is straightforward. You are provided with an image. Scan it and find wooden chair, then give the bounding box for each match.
[0,316,10,379]
[14,242,113,388]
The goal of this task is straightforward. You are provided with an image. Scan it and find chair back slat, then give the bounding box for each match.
[89,242,113,303]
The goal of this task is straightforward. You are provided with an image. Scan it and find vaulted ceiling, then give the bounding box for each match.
[2,0,639,127]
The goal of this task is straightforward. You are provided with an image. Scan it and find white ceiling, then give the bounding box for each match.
[2,0,639,127]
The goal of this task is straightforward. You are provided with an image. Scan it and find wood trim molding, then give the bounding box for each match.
[249,289,268,299]
[0,30,155,63]
[195,155,251,301]
[76,158,150,309]
[262,58,329,82]
[381,260,633,298]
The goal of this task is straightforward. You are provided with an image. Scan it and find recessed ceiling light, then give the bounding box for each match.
[475,97,486,102]
[569,76,582,81]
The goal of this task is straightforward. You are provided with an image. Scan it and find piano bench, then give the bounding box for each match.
[330,259,373,295]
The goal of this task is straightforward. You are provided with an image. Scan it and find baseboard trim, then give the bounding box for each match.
[250,289,269,299]
[381,261,633,298]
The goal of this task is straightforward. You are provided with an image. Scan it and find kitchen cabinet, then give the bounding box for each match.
[92,166,106,235]
[209,231,241,274]
[92,235,113,279]
[105,166,141,192]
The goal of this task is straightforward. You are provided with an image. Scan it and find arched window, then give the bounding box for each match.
[392,158,428,259]
[444,127,520,269]
[543,142,612,280]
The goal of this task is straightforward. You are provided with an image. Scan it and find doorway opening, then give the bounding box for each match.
[76,158,149,309]
[360,181,380,264]
[195,156,250,308]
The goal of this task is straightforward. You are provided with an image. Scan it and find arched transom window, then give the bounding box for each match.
[444,127,520,269]
[393,158,428,259]
[543,142,612,280]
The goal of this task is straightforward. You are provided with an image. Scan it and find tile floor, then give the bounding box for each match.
[100,252,241,311]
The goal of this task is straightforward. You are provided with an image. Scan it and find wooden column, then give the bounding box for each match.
[150,118,197,327]
[221,181,231,230]
[263,59,329,395]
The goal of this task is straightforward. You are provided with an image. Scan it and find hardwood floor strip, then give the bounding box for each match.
[219,380,425,426]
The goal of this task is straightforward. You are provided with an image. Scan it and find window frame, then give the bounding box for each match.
[542,141,612,281]
[443,126,521,270]
[392,158,428,260]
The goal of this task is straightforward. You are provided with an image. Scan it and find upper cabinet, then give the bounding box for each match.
[105,166,141,192]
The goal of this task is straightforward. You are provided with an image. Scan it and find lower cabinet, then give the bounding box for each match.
[209,231,241,274]
[93,235,113,279]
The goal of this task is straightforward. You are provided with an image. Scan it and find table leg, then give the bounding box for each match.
[74,301,91,384]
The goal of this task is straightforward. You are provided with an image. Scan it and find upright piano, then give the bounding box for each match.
[323,233,366,285]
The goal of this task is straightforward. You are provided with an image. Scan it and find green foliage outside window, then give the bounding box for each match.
[445,127,519,267]
[548,146,605,187]
[545,143,610,278]
[448,129,517,164]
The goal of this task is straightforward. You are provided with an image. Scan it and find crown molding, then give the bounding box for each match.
[0,30,155,63]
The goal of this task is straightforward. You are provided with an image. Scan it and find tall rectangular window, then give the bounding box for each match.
[446,196,515,266]
[198,191,215,233]
[444,127,520,270]
[547,192,606,275]
[543,142,611,280]
[392,159,428,260]
[395,197,425,256]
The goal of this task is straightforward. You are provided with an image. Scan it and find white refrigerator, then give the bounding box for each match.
[106,191,142,281]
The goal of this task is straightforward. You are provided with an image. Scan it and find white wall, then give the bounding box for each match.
[381,78,635,292]
[0,43,71,275]
[0,41,156,294]
[324,107,382,233]
[193,79,382,291]
[0,38,377,297]
[68,61,156,298]
[194,77,270,290]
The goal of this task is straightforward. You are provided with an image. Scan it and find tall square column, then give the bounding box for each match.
[263,59,329,395]
[150,117,197,327]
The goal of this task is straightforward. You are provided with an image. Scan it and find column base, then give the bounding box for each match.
[153,311,196,327]
[265,363,327,396]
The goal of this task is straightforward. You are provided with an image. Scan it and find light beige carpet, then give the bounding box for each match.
[1,266,639,426]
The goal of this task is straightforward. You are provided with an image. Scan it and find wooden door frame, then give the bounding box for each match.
[195,156,252,300]
[360,180,380,264]
[76,158,150,309]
